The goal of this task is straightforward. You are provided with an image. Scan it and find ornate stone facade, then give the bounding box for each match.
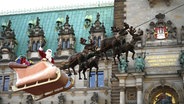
[27,17,46,59]
[0,0,184,104]
[89,13,106,49]
[0,20,17,61]
[55,15,76,58]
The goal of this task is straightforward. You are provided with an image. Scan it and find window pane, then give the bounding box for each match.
[89,72,95,88]
[0,76,2,89]
[98,72,104,87]
[67,40,70,48]
[3,76,10,91]
[62,40,65,49]
[98,37,101,47]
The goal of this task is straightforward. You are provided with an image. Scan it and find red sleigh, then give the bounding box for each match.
[9,61,74,100]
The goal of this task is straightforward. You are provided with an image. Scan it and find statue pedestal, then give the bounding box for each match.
[56,49,75,57]
[28,52,39,59]
[1,53,11,60]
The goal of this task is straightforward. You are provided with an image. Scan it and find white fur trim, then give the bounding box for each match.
[39,47,43,51]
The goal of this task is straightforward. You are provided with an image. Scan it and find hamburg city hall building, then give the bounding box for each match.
[0,0,184,104]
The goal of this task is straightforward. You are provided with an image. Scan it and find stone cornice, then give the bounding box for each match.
[0,1,114,16]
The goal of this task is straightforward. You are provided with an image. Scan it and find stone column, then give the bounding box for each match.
[137,86,143,104]
[120,87,125,104]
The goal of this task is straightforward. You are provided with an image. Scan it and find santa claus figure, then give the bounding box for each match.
[38,47,54,64]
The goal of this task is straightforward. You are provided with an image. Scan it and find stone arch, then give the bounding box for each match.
[144,81,184,104]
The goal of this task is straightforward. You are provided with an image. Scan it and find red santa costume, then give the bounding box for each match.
[38,47,55,64]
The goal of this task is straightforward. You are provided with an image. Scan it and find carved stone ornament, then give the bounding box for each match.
[56,15,74,35]
[160,78,166,87]
[90,92,98,104]
[148,0,171,8]
[26,95,34,104]
[181,25,184,40]
[89,13,106,34]
[27,17,46,54]
[146,13,177,41]
[58,93,65,104]
[0,20,17,60]
[55,15,76,58]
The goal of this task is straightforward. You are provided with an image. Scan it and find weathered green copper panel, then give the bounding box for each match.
[0,6,114,56]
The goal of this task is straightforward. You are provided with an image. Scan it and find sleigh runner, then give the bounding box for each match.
[9,60,74,100]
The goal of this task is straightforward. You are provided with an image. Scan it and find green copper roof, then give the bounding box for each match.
[0,6,114,56]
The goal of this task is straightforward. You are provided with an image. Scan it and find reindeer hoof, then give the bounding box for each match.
[74,72,77,75]
[68,73,72,76]
[84,78,87,80]
[79,78,82,80]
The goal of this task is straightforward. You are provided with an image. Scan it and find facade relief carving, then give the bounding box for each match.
[145,13,178,47]
[27,17,46,59]
[26,95,34,104]
[181,25,184,42]
[55,15,76,57]
[126,87,137,103]
[58,93,65,104]
[0,20,17,61]
[144,81,184,104]
[89,13,106,48]
[90,92,98,104]
[179,51,184,68]
[134,52,146,72]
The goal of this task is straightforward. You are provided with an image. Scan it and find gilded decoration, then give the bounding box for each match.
[146,13,177,41]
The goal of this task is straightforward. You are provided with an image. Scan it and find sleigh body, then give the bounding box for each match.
[9,61,74,100]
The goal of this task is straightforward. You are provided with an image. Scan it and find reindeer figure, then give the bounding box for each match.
[114,27,143,63]
[78,53,100,80]
[80,37,97,52]
[100,22,129,64]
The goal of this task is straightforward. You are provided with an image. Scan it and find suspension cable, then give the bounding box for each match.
[134,2,184,28]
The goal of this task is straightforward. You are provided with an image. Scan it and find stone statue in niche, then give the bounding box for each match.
[134,52,146,72]
[181,26,184,40]
[26,95,34,104]
[156,93,172,104]
[90,92,98,104]
[179,51,184,68]
[58,93,65,104]
[118,56,128,73]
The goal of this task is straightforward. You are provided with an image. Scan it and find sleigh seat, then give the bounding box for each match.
[9,61,74,100]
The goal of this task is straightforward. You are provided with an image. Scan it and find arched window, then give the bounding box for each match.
[66,39,70,48]
[98,36,101,47]
[36,40,40,51]
[32,41,37,51]
[93,37,97,45]
[62,39,66,49]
